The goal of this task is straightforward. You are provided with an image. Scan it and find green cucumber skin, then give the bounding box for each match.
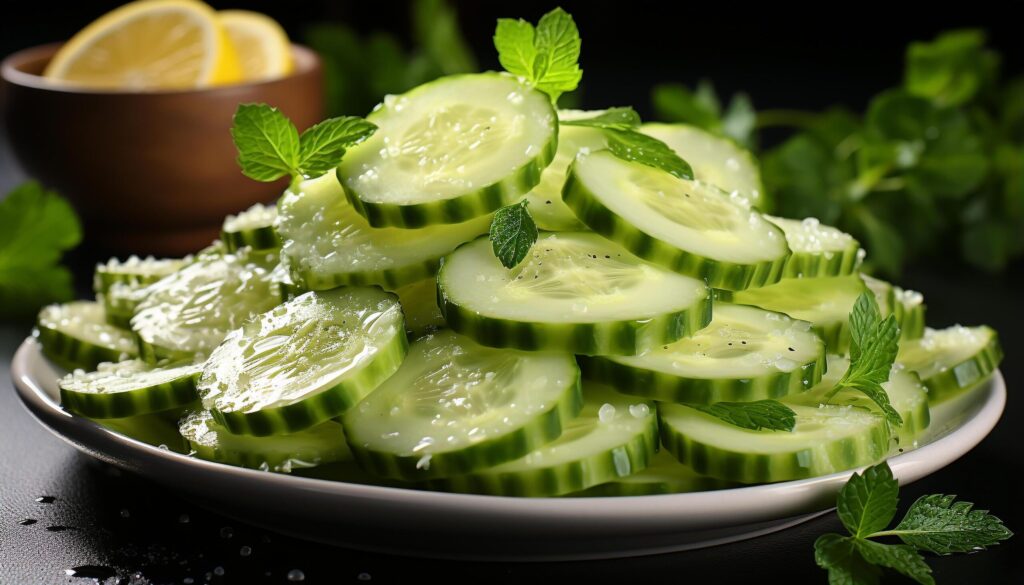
[918,331,1003,405]
[894,302,926,341]
[782,243,862,279]
[561,169,790,291]
[135,333,195,366]
[423,412,659,497]
[35,324,135,371]
[579,350,826,405]
[94,271,166,295]
[438,281,713,356]
[221,225,281,253]
[345,374,584,481]
[60,373,199,419]
[211,332,410,437]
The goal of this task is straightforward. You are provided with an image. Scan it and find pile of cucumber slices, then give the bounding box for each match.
[39,72,1003,497]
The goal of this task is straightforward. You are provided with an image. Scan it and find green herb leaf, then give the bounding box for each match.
[848,291,882,362]
[837,462,899,538]
[605,129,694,180]
[489,200,538,269]
[831,292,903,426]
[412,0,477,75]
[905,29,999,107]
[889,494,1014,554]
[814,534,882,585]
[854,540,934,585]
[298,116,377,177]
[651,81,722,131]
[561,107,641,131]
[0,182,81,318]
[493,7,582,103]
[691,400,796,432]
[231,103,301,182]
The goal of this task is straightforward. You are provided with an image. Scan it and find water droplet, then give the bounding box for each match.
[358,572,372,581]
[19,518,37,526]
[64,565,117,580]
[287,569,306,582]
[219,526,234,539]
[46,525,77,532]
[35,496,56,504]
[214,566,225,576]
[119,508,131,518]
[178,514,191,524]
[184,578,194,584]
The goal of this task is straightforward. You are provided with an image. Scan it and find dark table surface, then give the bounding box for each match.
[1,141,1022,585]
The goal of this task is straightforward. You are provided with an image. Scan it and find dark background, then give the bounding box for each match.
[2,2,1022,584]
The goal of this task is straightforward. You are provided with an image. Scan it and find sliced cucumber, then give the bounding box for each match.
[391,277,445,335]
[424,382,657,497]
[581,303,825,404]
[221,202,280,252]
[131,250,279,363]
[766,216,863,278]
[98,408,190,451]
[180,410,351,472]
[563,150,789,290]
[569,451,736,496]
[729,275,868,352]
[640,123,764,208]
[438,232,712,355]
[861,274,895,316]
[659,402,889,483]
[269,261,305,303]
[199,288,407,436]
[338,73,558,228]
[343,330,582,480]
[898,326,1003,404]
[278,173,489,290]
[894,287,926,340]
[36,302,138,370]
[100,280,150,328]
[59,359,200,419]
[93,256,186,294]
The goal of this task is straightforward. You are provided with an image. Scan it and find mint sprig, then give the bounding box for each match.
[564,108,695,180]
[692,400,796,432]
[815,461,1012,584]
[494,7,582,103]
[489,200,538,269]
[231,103,376,182]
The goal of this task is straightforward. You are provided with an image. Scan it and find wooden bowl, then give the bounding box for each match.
[1,43,324,256]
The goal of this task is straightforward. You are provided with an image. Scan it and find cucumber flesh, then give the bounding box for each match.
[898,326,1002,404]
[569,451,737,496]
[98,408,190,451]
[221,203,280,252]
[36,301,138,370]
[99,280,150,328]
[894,287,926,340]
[199,288,407,436]
[766,216,863,278]
[563,150,789,290]
[391,277,445,335]
[343,330,582,480]
[438,232,712,355]
[582,303,825,404]
[338,73,557,227]
[59,359,200,419]
[93,255,187,294]
[861,274,895,316]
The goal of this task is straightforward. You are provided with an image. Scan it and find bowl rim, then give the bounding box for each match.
[1,41,320,96]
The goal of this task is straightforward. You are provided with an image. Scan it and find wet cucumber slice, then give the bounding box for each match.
[131,250,279,363]
[343,330,582,481]
[424,382,658,497]
[581,303,825,404]
[766,216,863,278]
[59,359,200,418]
[659,402,889,484]
[894,287,926,340]
[391,277,445,335]
[563,150,789,290]
[199,288,407,436]
[338,73,558,228]
[438,232,712,355]
[278,173,489,290]
[93,256,186,294]
[861,274,896,316]
[898,326,1002,404]
[180,410,352,472]
[221,203,280,252]
[99,280,150,328]
[569,451,737,496]
[36,301,138,370]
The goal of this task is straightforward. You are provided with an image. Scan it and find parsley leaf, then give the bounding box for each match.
[691,400,795,432]
[561,107,641,131]
[489,200,538,269]
[887,494,1014,554]
[493,7,582,103]
[836,461,899,538]
[0,182,81,318]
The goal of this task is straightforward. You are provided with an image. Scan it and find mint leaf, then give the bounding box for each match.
[493,7,581,103]
[298,116,377,177]
[814,534,882,585]
[837,462,899,538]
[231,103,301,182]
[489,200,538,269]
[605,129,694,180]
[691,400,795,432]
[0,182,81,318]
[848,290,882,362]
[561,107,641,131]
[854,540,934,585]
[888,494,1014,554]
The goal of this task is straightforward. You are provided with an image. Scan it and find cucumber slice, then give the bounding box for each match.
[898,326,1002,404]
[570,451,736,496]
[861,274,895,316]
[438,232,712,355]
[199,288,407,436]
[93,256,187,294]
[343,330,582,480]
[99,408,190,451]
[424,382,657,497]
[278,173,489,290]
[99,280,150,328]
[59,359,200,419]
[180,410,352,472]
[640,123,764,208]
[766,216,863,278]
[221,203,280,252]
[581,303,825,404]
[729,275,868,352]
[392,277,444,335]
[338,73,558,228]
[894,287,926,340]
[131,250,279,363]
[659,402,889,483]
[563,150,789,290]
[269,261,305,303]
[36,302,138,370]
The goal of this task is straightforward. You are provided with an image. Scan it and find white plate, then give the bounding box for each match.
[10,337,1005,561]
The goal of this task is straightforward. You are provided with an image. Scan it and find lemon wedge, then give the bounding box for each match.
[44,0,241,90]
[219,10,292,81]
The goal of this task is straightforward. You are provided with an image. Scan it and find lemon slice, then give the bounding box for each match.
[219,10,292,81]
[44,0,241,90]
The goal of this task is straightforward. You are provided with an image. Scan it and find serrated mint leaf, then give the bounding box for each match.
[231,103,301,182]
[298,116,377,177]
[493,7,581,103]
[854,540,934,585]
[837,462,899,538]
[489,200,538,269]
[814,534,882,585]
[605,129,694,180]
[561,107,641,131]
[494,18,535,80]
[691,400,795,432]
[848,290,882,362]
[888,494,1014,554]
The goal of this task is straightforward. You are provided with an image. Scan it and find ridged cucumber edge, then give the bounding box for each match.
[35,324,135,371]
[221,225,281,253]
[918,330,1003,405]
[292,249,440,291]
[781,240,863,279]
[60,371,199,419]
